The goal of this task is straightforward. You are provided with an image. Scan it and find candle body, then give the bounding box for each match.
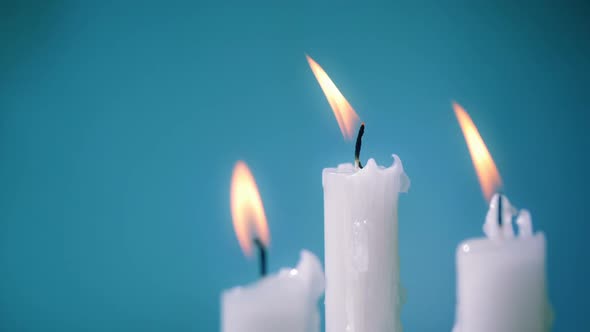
[221,250,324,332]
[322,155,410,332]
[453,234,552,332]
[453,196,552,332]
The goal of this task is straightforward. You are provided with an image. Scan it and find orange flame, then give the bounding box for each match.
[230,161,270,256]
[306,54,360,140]
[453,102,503,202]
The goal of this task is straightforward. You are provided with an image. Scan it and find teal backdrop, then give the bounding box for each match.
[1,1,588,331]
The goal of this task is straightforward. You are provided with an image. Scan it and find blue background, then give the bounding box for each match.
[1,1,588,331]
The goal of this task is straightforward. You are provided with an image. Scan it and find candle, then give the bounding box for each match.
[451,102,553,332]
[307,55,410,332]
[222,161,325,332]
[222,250,325,332]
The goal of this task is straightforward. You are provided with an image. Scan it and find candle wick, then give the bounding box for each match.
[354,123,365,169]
[253,238,267,278]
[497,193,503,226]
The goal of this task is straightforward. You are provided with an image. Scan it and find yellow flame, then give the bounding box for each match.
[306,54,360,140]
[453,102,503,202]
[230,161,270,256]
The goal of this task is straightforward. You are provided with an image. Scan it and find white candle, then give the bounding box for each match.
[306,54,410,332]
[225,161,325,332]
[222,250,325,332]
[451,102,553,331]
[453,194,553,332]
[323,156,410,332]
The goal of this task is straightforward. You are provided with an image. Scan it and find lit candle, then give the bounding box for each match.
[451,102,553,332]
[221,161,325,332]
[307,55,410,332]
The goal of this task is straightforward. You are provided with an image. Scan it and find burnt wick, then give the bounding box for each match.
[354,123,365,169]
[253,238,267,278]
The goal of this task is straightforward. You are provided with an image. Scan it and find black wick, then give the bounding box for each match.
[497,193,503,226]
[253,238,267,277]
[354,123,365,169]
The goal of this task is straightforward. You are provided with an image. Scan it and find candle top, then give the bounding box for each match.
[458,232,545,256]
[222,250,325,300]
[322,155,410,193]
[484,193,535,241]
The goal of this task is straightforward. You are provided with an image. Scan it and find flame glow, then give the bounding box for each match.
[230,161,270,256]
[306,54,360,140]
[453,102,502,202]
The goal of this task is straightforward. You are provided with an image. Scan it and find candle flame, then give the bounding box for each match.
[230,161,270,256]
[453,102,503,202]
[306,54,360,140]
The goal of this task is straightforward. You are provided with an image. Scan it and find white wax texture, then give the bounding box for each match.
[221,250,325,332]
[453,196,552,332]
[322,155,410,332]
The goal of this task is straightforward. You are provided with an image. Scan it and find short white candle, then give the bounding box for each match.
[452,102,553,331]
[453,194,553,332]
[222,250,325,332]
[323,156,410,332]
[224,161,325,332]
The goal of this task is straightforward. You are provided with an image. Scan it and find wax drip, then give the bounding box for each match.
[253,238,267,277]
[354,123,365,169]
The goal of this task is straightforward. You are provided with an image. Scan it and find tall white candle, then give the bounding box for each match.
[222,250,325,332]
[323,156,410,332]
[306,54,410,332]
[453,194,553,332]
